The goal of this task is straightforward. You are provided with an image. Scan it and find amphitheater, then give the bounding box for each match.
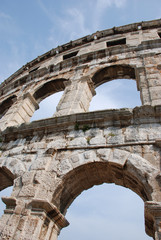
[0,18,161,239]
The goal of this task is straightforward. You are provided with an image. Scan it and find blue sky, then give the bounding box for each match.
[0,0,161,239]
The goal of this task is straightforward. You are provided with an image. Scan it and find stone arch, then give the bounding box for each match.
[90,64,141,109]
[0,166,14,191]
[0,156,26,180]
[33,78,68,104]
[92,64,136,88]
[52,149,158,215]
[0,95,17,119]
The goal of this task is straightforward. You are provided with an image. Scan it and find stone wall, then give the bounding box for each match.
[0,19,161,239]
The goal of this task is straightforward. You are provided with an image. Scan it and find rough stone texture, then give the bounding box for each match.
[0,19,161,239]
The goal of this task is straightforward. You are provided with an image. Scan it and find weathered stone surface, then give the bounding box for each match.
[0,19,161,239]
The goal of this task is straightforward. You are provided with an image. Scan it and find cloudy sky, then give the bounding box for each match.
[0,0,161,239]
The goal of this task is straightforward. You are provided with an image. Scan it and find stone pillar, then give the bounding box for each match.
[0,92,39,131]
[54,76,96,117]
[145,201,161,240]
[136,67,151,105]
[0,197,69,240]
[138,55,161,106]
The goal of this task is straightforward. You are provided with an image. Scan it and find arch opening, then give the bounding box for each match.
[90,65,141,111]
[58,184,152,240]
[89,79,141,111]
[0,166,14,191]
[31,78,67,121]
[0,95,17,119]
[31,91,63,121]
[53,157,154,239]
[33,78,67,103]
[52,160,152,215]
[0,167,14,217]
[92,65,136,88]
[0,186,13,216]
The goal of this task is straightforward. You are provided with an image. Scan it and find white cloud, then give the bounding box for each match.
[37,0,88,46]
[58,8,90,41]
[0,12,12,20]
[113,0,127,8]
[94,0,127,29]
[36,0,56,23]
[37,0,127,48]
[0,40,28,82]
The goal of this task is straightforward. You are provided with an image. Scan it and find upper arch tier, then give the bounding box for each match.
[1,18,161,130]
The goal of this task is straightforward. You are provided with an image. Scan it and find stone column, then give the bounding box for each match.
[54,76,96,117]
[135,67,151,105]
[0,92,39,131]
[0,197,69,240]
[138,55,161,106]
[145,201,161,240]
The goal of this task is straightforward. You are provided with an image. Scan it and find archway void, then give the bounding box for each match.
[89,79,141,111]
[58,184,152,240]
[31,78,67,121]
[0,186,13,216]
[0,95,17,119]
[31,91,63,121]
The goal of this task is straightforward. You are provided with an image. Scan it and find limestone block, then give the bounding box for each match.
[3,157,26,176]
[143,153,156,163]
[69,153,82,168]
[35,186,53,201]
[125,126,148,142]
[148,125,161,140]
[138,126,149,141]
[28,142,47,151]
[34,171,57,191]
[47,138,67,149]
[83,150,98,162]
[131,145,142,154]
[126,154,156,180]
[66,130,84,138]
[109,149,130,167]
[8,145,24,156]
[21,171,35,185]
[84,128,102,137]
[48,158,59,173]
[0,214,21,239]
[22,154,36,163]
[96,149,111,162]
[18,184,37,197]
[125,126,139,142]
[106,133,124,145]
[89,135,106,145]
[68,137,87,147]
[23,101,35,116]
[30,156,52,170]
[69,150,98,168]
[70,154,80,164]
[58,159,73,175]
[140,88,151,104]
[148,78,161,87]
[152,99,161,105]
[150,86,161,100]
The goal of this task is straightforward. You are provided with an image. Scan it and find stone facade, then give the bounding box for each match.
[0,19,161,239]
